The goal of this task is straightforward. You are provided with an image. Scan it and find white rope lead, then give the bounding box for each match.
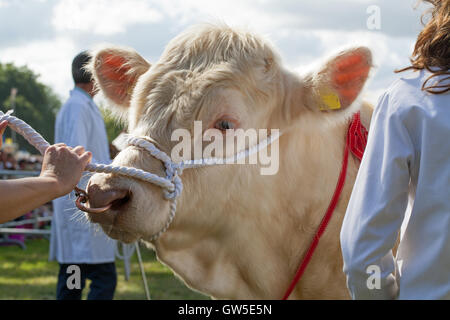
[135,242,151,300]
[0,110,178,241]
[0,110,281,241]
[0,110,176,191]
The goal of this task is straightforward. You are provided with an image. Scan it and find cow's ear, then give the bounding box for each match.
[304,47,372,113]
[88,46,151,110]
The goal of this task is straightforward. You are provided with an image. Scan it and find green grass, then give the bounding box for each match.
[0,238,208,300]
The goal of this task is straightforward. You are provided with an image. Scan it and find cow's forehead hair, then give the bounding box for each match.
[159,23,276,71]
[131,23,280,146]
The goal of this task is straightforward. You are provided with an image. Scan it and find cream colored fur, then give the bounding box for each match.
[86,24,374,299]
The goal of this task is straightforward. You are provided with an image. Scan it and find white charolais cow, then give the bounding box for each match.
[84,24,373,299]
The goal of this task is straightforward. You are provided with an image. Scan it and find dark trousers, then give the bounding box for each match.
[57,263,117,300]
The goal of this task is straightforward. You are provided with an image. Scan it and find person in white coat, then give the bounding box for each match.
[50,51,117,300]
[340,0,450,299]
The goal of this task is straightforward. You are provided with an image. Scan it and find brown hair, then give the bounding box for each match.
[396,0,450,94]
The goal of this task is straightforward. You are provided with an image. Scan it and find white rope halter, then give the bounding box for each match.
[0,110,281,241]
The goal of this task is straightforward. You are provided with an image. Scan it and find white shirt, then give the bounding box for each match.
[49,87,116,264]
[340,69,450,299]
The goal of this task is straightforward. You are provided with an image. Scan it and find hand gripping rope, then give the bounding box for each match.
[0,110,281,242]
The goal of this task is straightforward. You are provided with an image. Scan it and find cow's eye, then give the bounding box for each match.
[214,119,236,132]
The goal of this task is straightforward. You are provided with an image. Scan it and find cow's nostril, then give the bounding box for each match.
[110,192,131,211]
[86,184,131,213]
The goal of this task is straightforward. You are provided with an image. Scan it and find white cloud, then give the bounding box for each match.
[0,0,422,107]
[1,38,77,99]
[52,0,163,36]
[154,0,289,32]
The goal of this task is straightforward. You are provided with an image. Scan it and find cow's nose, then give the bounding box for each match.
[86,184,131,213]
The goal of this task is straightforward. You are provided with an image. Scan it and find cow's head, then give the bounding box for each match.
[85,25,371,247]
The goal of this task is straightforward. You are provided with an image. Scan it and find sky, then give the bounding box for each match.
[0,0,429,106]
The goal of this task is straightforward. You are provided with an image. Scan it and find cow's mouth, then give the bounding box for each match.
[104,224,140,243]
[88,217,141,243]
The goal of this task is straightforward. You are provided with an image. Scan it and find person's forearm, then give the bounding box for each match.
[0,177,62,223]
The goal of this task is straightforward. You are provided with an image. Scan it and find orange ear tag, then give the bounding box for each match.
[319,88,341,111]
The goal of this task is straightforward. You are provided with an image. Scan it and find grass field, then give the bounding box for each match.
[0,238,208,300]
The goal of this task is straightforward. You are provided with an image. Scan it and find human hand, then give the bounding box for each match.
[40,144,92,197]
[0,121,7,148]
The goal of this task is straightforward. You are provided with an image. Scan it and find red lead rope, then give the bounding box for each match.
[282,112,368,300]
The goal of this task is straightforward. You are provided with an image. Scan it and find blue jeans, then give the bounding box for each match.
[56,263,117,300]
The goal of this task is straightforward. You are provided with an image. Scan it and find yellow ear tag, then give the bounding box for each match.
[319,89,341,111]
